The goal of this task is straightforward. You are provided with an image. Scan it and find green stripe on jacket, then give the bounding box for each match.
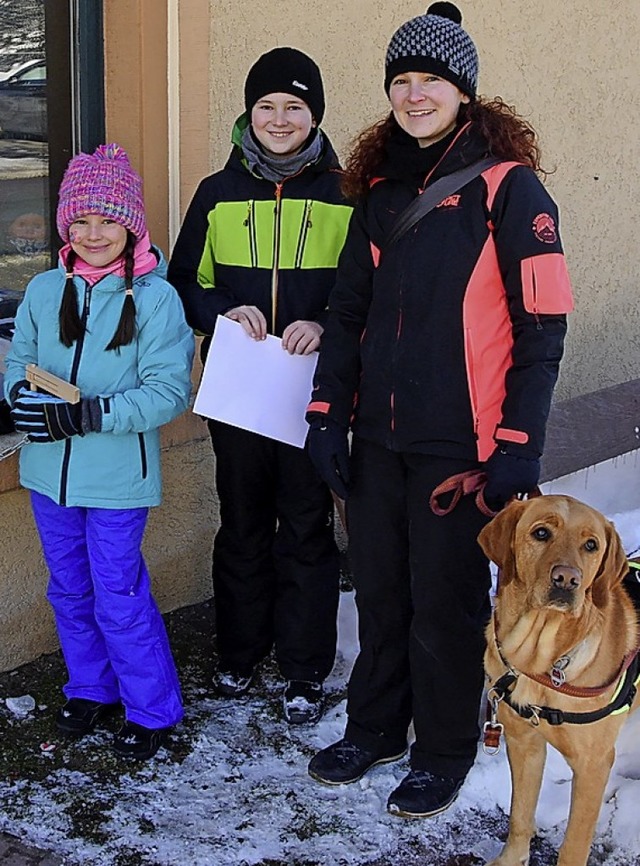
[197,199,352,288]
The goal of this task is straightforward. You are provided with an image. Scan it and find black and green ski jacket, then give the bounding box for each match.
[167,126,353,353]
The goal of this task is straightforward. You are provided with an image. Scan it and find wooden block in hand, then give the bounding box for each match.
[25,364,80,404]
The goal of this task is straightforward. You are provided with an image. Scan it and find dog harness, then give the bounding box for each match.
[483,568,640,753]
[483,651,640,754]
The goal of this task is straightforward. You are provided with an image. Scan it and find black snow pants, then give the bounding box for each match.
[344,436,492,779]
[209,420,339,682]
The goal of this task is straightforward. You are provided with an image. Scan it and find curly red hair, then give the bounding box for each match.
[342,97,545,201]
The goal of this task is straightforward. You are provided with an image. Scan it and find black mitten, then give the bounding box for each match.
[483,447,540,510]
[306,414,350,500]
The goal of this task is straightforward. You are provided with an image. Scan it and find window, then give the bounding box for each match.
[0,0,103,431]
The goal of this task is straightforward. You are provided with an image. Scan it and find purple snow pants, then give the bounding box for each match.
[31,491,183,729]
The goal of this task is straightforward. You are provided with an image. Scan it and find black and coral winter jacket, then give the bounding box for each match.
[307,121,574,463]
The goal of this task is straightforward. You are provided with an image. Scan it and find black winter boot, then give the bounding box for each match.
[55,698,120,737]
[308,737,406,785]
[282,680,324,725]
[214,667,255,698]
[113,721,169,760]
[387,769,465,817]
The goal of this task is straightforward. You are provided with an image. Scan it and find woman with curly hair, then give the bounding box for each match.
[305,2,574,817]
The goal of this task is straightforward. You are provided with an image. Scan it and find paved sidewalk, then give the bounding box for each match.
[0,833,63,865]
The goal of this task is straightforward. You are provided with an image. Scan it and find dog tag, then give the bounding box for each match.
[550,656,570,688]
[483,721,503,755]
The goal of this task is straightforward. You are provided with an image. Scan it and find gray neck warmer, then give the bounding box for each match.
[241,126,324,182]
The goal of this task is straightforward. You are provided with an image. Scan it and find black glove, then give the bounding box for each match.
[306,414,350,500]
[11,388,102,443]
[8,379,29,407]
[483,447,540,511]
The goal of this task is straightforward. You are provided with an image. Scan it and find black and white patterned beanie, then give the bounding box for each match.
[384,2,479,99]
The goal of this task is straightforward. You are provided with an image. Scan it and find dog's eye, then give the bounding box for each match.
[532,527,551,541]
[584,538,599,552]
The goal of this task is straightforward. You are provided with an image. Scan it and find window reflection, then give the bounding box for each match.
[0,0,49,298]
[0,0,48,422]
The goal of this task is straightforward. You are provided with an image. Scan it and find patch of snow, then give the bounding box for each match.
[0,501,639,865]
[5,694,35,716]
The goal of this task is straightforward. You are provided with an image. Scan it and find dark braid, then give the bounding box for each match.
[106,231,137,351]
[58,248,84,347]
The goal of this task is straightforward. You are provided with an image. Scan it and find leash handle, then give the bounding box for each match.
[430,471,543,517]
[429,470,497,518]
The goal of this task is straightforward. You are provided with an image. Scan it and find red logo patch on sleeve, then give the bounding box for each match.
[532,213,557,244]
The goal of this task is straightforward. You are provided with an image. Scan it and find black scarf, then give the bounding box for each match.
[378,123,460,186]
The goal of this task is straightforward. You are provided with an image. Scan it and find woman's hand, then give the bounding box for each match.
[225,305,267,340]
[282,320,323,355]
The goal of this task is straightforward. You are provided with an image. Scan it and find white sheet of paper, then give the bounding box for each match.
[193,316,318,448]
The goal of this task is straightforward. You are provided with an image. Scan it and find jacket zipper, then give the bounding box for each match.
[138,433,148,478]
[244,201,258,267]
[294,200,313,268]
[271,182,283,330]
[59,280,92,506]
[463,328,481,438]
[388,124,473,439]
[391,301,403,435]
[530,264,543,328]
[269,165,310,332]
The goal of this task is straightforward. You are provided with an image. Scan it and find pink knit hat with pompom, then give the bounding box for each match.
[56,143,147,242]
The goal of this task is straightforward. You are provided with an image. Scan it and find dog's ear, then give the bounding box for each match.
[590,519,629,609]
[477,500,527,586]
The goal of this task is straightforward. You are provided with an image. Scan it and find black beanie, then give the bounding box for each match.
[244,47,325,124]
[385,2,479,99]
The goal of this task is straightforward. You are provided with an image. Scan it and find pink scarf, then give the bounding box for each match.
[59,231,158,286]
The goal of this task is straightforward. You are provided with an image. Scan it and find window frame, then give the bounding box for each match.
[44,0,105,264]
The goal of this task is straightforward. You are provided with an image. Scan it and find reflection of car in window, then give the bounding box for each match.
[0,58,46,141]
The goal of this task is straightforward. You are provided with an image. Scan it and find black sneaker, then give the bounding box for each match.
[283,680,323,725]
[308,737,407,785]
[55,698,120,737]
[112,721,169,760]
[387,769,465,818]
[214,668,255,698]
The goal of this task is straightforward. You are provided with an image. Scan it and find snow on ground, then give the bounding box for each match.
[1,504,640,866]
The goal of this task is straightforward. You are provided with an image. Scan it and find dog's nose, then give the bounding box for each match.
[550,564,582,590]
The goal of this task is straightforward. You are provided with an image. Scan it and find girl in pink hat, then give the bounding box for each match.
[5,144,194,760]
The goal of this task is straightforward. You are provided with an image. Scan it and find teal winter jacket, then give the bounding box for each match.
[4,250,195,508]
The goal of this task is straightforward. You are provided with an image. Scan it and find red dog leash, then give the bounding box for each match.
[429,470,498,518]
[430,470,543,517]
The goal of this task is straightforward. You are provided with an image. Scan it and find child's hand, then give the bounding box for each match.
[282,320,323,355]
[11,388,83,443]
[225,306,267,340]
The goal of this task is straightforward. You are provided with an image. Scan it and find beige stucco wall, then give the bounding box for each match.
[202,0,640,399]
[104,0,170,253]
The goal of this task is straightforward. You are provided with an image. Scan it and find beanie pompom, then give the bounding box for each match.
[426,2,462,24]
[93,143,132,164]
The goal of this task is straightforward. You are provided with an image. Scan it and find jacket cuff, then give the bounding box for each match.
[81,398,103,434]
[307,400,331,415]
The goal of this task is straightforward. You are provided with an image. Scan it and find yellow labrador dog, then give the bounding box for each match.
[478,494,639,866]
